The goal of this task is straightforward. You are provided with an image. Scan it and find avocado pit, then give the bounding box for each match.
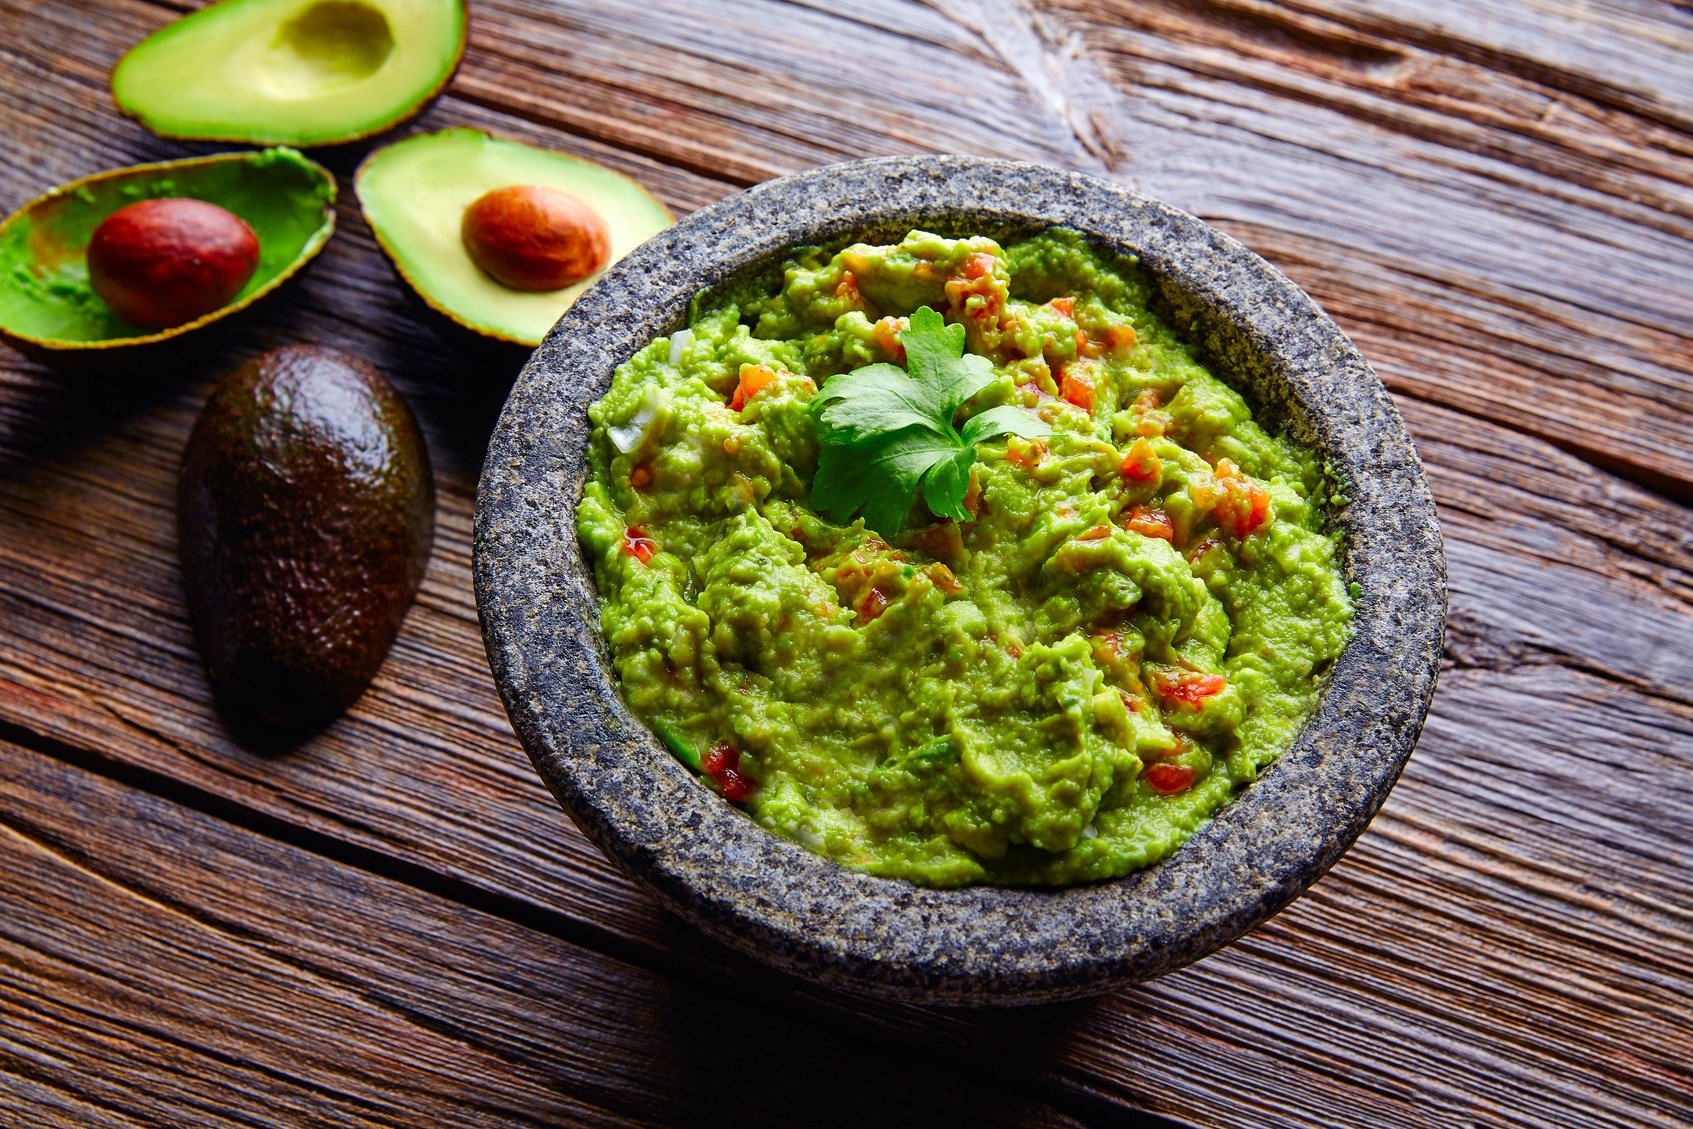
[461,184,611,292]
[87,197,259,330]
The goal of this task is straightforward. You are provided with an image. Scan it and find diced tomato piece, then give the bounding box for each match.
[946,254,1004,323]
[834,270,862,305]
[1102,324,1137,353]
[729,363,777,411]
[1123,506,1174,542]
[621,527,657,564]
[1131,388,1169,437]
[1152,670,1227,706]
[1145,763,1197,794]
[1050,296,1075,317]
[717,766,755,802]
[1218,481,1270,538]
[1060,369,1096,411]
[630,463,653,491]
[1120,437,1161,484]
[872,316,907,364]
[1006,438,1047,469]
[925,562,963,594]
[1078,524,1112,542]
[1075,329,1091,357]
[962,467,981,517]
[1212,458,1271,538]
[856,586,891,624]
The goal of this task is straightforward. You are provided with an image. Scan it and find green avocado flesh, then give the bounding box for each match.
[0,148,334,347]
[579,229,1354,888]
[112,0,465,146]
[357,129,674,346]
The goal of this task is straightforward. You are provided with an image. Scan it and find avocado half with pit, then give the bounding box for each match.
[0,149,336,357]
[357,129,673,348]
[112,0,466,147]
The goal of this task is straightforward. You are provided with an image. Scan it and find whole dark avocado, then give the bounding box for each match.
[179,345,434,730]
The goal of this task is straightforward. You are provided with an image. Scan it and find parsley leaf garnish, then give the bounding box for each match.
[810,306,1051,535]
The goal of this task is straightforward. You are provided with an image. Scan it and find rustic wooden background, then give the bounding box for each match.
[2,1,1689,1125]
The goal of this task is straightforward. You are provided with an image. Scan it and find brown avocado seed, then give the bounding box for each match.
[460,184,611,292]
[87,197,260,330]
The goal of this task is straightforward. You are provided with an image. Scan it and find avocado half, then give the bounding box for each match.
[357,129,674,348]
[112,0,467,147]
[0,149,336,356]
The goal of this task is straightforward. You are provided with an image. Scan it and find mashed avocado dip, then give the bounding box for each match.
[578,229,1352,887]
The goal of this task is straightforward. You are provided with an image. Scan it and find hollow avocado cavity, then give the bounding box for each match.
[263,2,397,97]
[113,0,465,145]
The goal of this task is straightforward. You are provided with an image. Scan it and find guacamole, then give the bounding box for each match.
[578,229,1352,887]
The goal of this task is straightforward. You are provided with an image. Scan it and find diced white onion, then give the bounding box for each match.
[667,328,693,367]
[608,386,665,453]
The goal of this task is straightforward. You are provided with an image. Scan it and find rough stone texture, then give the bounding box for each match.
[472,157,1447,1007]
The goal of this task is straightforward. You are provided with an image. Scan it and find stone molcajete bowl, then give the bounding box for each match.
[473,157,1446,1007]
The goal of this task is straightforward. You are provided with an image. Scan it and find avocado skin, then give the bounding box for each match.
[178,345,434,730]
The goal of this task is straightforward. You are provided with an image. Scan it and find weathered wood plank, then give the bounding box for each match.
[0,739,1088,1129]
[1012,0,1693,496]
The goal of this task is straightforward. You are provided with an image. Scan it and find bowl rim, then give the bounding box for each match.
[474,155,1446,1006]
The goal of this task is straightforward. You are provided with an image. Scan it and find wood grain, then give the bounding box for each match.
[1,0,1690,1126]
[0,739,1087,1129]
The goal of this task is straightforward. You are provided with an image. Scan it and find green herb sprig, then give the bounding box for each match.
[810,306,1050,536]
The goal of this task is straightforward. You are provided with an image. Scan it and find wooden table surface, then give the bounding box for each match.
[3,1,1690,1125]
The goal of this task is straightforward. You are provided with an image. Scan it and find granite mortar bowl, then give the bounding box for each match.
[473,156,1446,1007]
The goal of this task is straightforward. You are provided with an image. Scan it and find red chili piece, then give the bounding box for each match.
[1187,535,1224,563]
[1145,763,1197,794]
[621,527,657,564]
[1153,670,1227,706]
[717,767,755,802]
[701,742,755,802]
[702,741,732,775]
